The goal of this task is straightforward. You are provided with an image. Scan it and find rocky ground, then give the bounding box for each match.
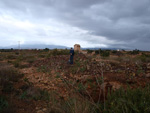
[1,51,150,113]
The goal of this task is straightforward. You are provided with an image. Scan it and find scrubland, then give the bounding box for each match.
[0,49,150,113]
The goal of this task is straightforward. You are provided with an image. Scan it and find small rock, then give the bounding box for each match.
[42,108,47,112]
[37,110,43,113]
[146,73,150,78]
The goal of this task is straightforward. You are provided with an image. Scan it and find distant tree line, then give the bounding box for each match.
[0,48,14,52]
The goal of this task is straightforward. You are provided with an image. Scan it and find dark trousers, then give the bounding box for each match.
[70,55,73,64]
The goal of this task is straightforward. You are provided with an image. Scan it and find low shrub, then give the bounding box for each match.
[44,48,49,51]
[95,50,100,55]
[26,58,36,64]
[101,85,150,113]
[128,49,140,55]
[0,49,13,52]
[49,49,70,56]
[95,49,110,57]
[86,49,94,54]
[59,96,93,113]
[138,53,150,63]
[0,96,8,112]
[38,54,46,58]
[0,63,23,92]
[37,65,51,73]
[112,51,123,56]
[0,54,6,61]
[20,88,50,101]
[6,54,17,60]
[100,50,110,57]
[13,60,20,68]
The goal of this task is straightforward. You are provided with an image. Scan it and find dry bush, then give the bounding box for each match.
[6,54,17,60]
[0,63,23,92]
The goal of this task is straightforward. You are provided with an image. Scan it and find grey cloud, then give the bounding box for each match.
[46,0,150,45]
[0,0,150,50]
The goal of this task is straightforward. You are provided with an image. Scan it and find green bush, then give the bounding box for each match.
[95,50,100,54]
[2,82,14,93]
[80,67,86,72]
[44,48,49,51]
[111,50,117,54]
[112,51,123,56]
[0,96,8,112]
[37,65,51,73]
[0,63,23,92]
[86,49,94,54]
[20,89,50,101]
[26,58,36,64]
[95,49,110,57]
[13,60,20,68]
[49,49,70,56]
[0,49,13,52]
[138,53,150,62]
[59,97,92,113]
[128,49,140,55]
[0,55,4,61]
[20,91,28,100]
[77,83,86,93]
[101,85,150,113]
[0,64,22,82]
[38,54,46,58]
[100,50,110,57]
[6,54,17,59]
[51,49,59,56]
[101,51,110,57]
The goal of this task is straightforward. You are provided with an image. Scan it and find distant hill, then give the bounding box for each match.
[0,44,70,49]
[0,44,132,51]
[81,47,125,50]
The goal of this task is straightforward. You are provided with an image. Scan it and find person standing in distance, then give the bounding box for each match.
[70,47,74,64]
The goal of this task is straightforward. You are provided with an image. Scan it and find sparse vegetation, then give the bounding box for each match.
[87,49,94,54]
[0,49,150,113]
[95,49,110,57]
[51,49,70,56]
[100,50,110,57]
[103,85,150,113]
[138,53,150,63]
[0,96,8,112]
[128,49,140,55]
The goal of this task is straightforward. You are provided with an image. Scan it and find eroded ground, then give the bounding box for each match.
[1,50,150,113]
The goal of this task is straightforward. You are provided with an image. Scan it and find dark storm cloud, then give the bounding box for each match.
[0,0,150,50]
[52,0,150,43]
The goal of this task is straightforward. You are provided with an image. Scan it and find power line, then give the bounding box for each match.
[18,41,20,50]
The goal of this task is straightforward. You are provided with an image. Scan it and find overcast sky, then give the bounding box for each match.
[0,0,150,50]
